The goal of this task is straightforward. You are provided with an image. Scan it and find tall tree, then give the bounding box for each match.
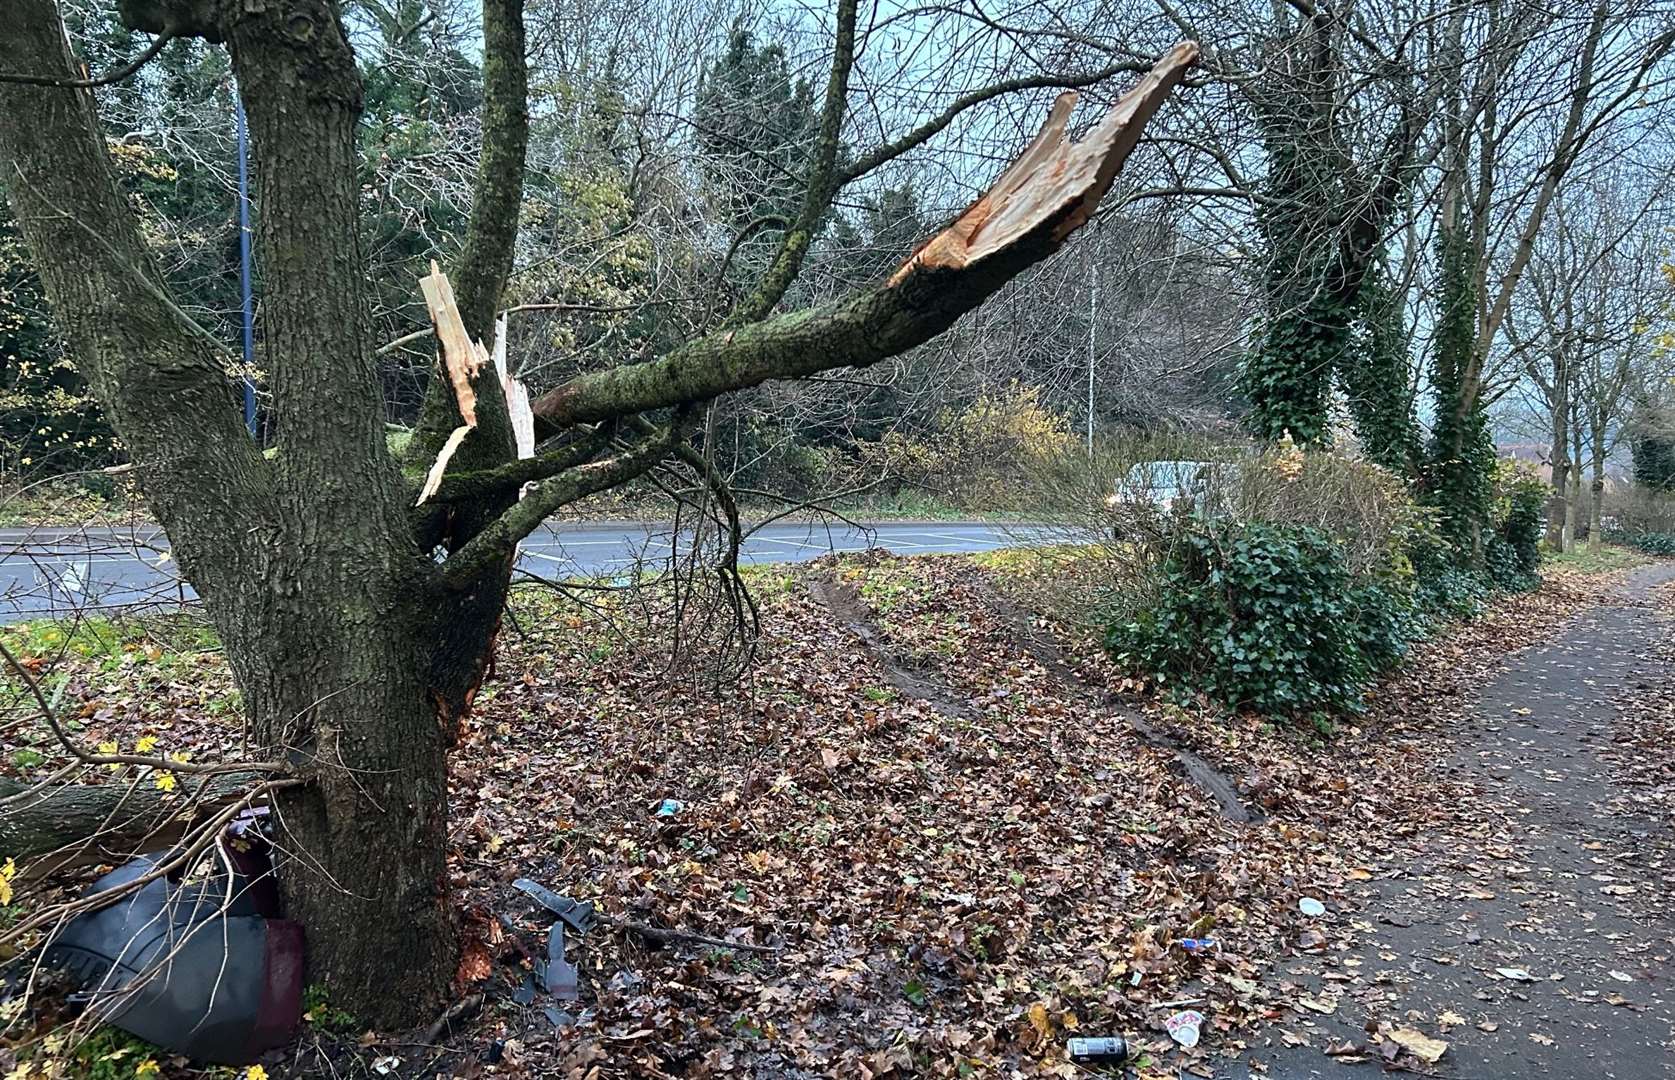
[0,0,1196,1025]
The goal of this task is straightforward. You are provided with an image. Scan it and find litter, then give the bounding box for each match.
[1298,897,1326,917]
[512,878,597,934]
[1176,937,1218,953]
[511,876,592,1004]
[1165,1008,1204,1048]
[538,923,579,1000]
[653,798,685,818]
[35,808,302,1064]
[1066,1035,1129,1062]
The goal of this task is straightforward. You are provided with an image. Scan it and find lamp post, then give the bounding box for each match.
[235,90,256,437]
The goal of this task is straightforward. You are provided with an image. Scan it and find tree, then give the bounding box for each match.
[0,0,1196,1026]
[1423,0,1672,555]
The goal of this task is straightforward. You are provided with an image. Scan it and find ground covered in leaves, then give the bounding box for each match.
[0,548,1666,1079]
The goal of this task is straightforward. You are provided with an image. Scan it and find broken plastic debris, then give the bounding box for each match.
[1177,937,1218,953]
[654,798,685,818]
[538,923,579,1000]
[1298,897,1326,917]
[1165,1009,1204,1048]
[1066,1035,1129,1062]
[38,824,301,1065]
[1496,967,1534,982]
[511,878,597,934]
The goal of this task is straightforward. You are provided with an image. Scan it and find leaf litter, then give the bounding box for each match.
[2,550,1666,1078]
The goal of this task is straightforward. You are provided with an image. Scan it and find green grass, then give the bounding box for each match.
[1541,542,1649,575]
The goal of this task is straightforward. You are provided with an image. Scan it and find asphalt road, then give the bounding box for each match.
[0,520,1044,623]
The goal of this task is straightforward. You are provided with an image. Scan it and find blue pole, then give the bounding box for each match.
[235,91,257,437]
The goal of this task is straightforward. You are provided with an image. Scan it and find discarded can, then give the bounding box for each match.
[1177,937,1218,953]
[1067,1036,1130,1063]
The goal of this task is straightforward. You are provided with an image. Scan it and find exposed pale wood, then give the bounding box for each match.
[890,41,1199,286]
[419,262,486,427]
[493,313,535,460]
[416,424,473,505]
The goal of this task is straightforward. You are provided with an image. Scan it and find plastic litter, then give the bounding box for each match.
[1298,897,1327,917]
[511,876,592,1004]
[34,809,301,1064]
[1165,1009,1205,1048]
[1066,1035,1129,1062]
[537,923,579,1000]
[1177,937,1218,953]
[653,798,685,818]
[511,878,597,934]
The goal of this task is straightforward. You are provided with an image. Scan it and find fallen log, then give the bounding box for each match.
[1,771,271,872]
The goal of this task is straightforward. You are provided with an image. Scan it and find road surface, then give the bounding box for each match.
[0,520,1047,623]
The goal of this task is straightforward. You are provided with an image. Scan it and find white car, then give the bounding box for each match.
[1106,460,1239,516]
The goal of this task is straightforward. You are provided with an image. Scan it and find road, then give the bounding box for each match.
[0,520,1046,623]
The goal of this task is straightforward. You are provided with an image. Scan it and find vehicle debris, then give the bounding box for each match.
[36,809,301,1064]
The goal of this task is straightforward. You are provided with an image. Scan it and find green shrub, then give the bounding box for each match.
[1627,531,1675,556]
[1105,522,1416,717]
[1488,468,1545,588]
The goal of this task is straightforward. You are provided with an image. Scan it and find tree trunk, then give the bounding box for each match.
[1590,426,1606,552]
[242,614,458,1025]
[1546,355,1568,548]
[0,0,463,1027]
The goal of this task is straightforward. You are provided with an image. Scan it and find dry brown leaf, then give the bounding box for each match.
[1387,1026,1449,1064]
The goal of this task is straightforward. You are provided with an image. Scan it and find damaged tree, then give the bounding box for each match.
[0,0,1195,1027]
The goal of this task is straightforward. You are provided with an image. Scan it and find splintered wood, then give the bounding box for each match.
[415,262,504,505]
[420,261,486,427]
[889,41,1199,287]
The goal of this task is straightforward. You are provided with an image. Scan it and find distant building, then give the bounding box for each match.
[1496,441,1632,492]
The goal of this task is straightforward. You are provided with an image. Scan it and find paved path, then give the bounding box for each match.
[1235,562,1675,1078]
[0,520,1047,623]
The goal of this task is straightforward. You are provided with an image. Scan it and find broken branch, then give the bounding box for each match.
[530,42,1198,430]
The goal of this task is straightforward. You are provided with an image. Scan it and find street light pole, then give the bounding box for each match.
[1087,261,1098,455]
[235,91,257,437]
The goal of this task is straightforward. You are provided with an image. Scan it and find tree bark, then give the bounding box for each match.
[1546,348,1569,548]
[1,0,459,1025]
[1590,424,1606,552]
[0,772,269,865]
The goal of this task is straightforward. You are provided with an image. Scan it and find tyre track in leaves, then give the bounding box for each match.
[810,569,1250,823]
[977,584,1251,824]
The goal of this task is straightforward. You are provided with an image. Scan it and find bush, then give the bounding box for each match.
[1488,466,1544,588]
[1106,521,1416,717]
[1626,531,1675,557]
[864,382,1075,511]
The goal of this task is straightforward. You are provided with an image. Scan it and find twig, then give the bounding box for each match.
[0,29,176,89]
[417,991,483,1045]
[607,916,779,955]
